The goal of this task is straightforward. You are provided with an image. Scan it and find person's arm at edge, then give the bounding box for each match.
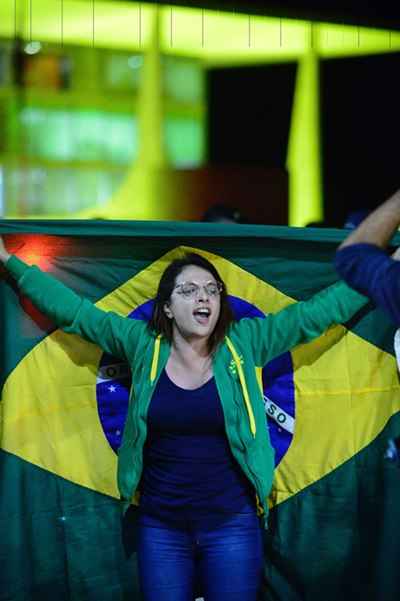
[338,189,400,250]
[335,189,400,324]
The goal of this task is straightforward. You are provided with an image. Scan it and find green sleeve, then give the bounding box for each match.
[238,280,368,367]
[5,255,144,360]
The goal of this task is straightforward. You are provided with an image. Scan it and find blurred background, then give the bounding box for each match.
[0,0,399,225]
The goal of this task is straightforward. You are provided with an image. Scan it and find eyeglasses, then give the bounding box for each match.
[174,281,223,300]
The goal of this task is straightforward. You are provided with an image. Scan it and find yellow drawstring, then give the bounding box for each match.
[255,494,265,516]
[255,366,263,397]
[150,334,256,436]
[225,336,256,437]
[150,334,162,383]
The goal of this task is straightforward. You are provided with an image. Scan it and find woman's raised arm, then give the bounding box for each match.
[0,235,143,360]
[237,279,368,367]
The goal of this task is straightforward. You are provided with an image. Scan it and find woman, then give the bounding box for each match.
[0,236,367,601]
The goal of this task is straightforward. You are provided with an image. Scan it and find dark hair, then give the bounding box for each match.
[149,252,234,354]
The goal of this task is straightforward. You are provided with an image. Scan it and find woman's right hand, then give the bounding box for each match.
[0,235,11,264]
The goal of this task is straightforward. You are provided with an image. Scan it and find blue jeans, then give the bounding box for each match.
[137,510,264,601]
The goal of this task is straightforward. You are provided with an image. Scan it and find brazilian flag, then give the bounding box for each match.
[1,220,400,601]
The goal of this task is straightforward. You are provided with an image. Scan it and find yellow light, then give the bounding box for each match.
[1,2,398,58]
[1,1,399,222]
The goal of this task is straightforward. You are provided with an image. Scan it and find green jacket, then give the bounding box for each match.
[6,255,367,528]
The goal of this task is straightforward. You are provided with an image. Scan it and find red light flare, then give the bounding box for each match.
[11,234,55,271]
[1,234,58,331]
[13,235,57,332]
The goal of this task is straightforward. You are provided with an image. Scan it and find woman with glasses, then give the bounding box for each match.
[0,238,367,601]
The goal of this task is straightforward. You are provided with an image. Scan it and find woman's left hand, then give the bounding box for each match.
[0,235,11,264]
[391,247,400,261]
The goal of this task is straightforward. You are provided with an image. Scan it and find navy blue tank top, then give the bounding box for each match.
[139,369,255,522]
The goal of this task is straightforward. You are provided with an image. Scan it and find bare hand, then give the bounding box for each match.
[0,235,11,263]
